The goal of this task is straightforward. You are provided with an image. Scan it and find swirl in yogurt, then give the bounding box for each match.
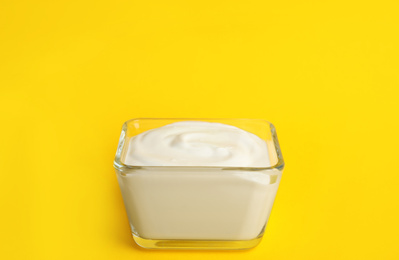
[123,121,270,167]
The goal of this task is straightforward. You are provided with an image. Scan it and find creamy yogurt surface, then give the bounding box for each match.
[123,121,271,167]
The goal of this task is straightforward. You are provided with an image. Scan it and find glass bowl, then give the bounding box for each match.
[114,118,284,249]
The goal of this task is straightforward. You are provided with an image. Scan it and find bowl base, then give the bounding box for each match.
[132,234,263,250]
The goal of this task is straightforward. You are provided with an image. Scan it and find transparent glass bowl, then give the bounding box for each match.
[114,118,284,249]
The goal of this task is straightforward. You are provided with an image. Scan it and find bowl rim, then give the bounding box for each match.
[113,118,285,172]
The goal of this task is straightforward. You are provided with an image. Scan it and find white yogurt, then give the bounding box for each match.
[117,121,280,241]
[123,121,271,167]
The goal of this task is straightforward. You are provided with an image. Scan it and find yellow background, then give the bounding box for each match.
[1,0,398,259]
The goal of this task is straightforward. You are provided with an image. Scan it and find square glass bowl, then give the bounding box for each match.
[114,118,284,249]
